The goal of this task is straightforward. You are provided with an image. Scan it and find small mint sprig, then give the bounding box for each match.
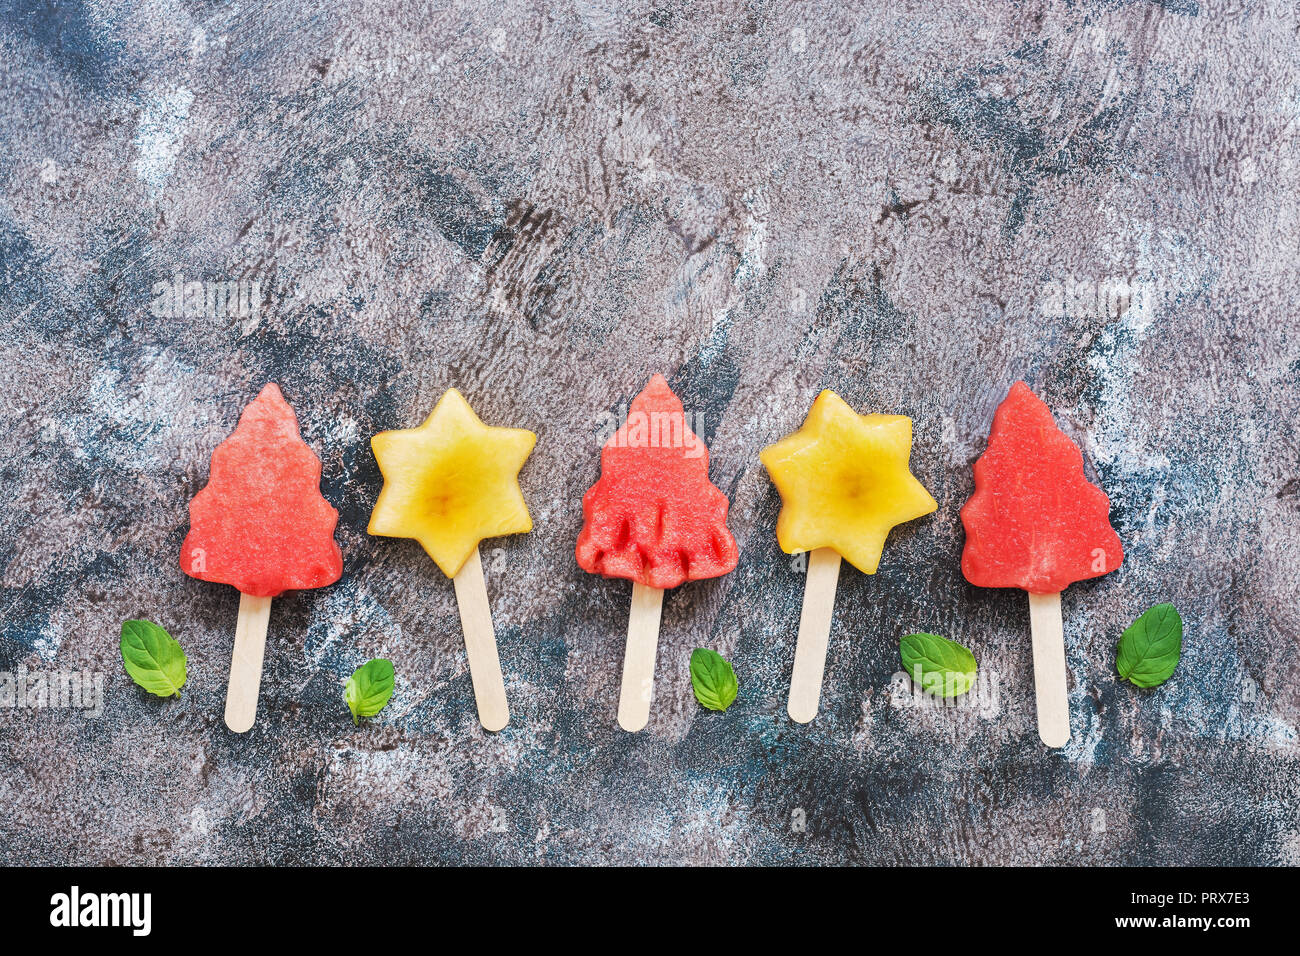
[120,619,187,698]
[1117,604,1182,688]
[900,632,977,698]
[689,648,738,712]
[345,659,396,724]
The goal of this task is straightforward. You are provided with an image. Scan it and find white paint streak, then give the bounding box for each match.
[133,86,194,192]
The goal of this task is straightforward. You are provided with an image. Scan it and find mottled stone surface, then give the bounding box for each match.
[1,0,1297,865]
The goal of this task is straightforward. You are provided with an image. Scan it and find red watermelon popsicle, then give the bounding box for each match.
[181,383,342,732]
[576,375,739,731]
[961,381,1122,747]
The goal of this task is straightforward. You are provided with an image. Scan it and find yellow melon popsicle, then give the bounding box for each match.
[368,389,535,732]
[760,390,937,723]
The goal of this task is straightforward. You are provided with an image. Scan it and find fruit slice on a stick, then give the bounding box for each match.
[961,381,1124,748]
[369,388,535,733]
[576,375,739,732]
[761,390,937,724]
[181,383,343,733]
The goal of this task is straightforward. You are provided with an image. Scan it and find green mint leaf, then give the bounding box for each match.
[345,659,395,725]
[1117,603,1183,688]
[900,632,977,698]
[689,648,738,712]
[120,619,187,698]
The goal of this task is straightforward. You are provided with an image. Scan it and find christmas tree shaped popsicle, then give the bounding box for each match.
[961,381,1123,748]
[761,390,937,723]
[181,384,343,733]
[368,389,534,732]
[576,375,739,731]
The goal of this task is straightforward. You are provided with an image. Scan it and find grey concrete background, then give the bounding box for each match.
[1,0,1297,865]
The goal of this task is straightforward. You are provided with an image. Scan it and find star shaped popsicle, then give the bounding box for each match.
[761,389,937,723]
[369,389,535,731]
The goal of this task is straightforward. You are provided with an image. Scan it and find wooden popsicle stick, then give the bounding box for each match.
[1028,591,1070,748]
[224,592,272,733]
[617,581,664,732]
[452,545,510,732]
[788,547,841,723]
